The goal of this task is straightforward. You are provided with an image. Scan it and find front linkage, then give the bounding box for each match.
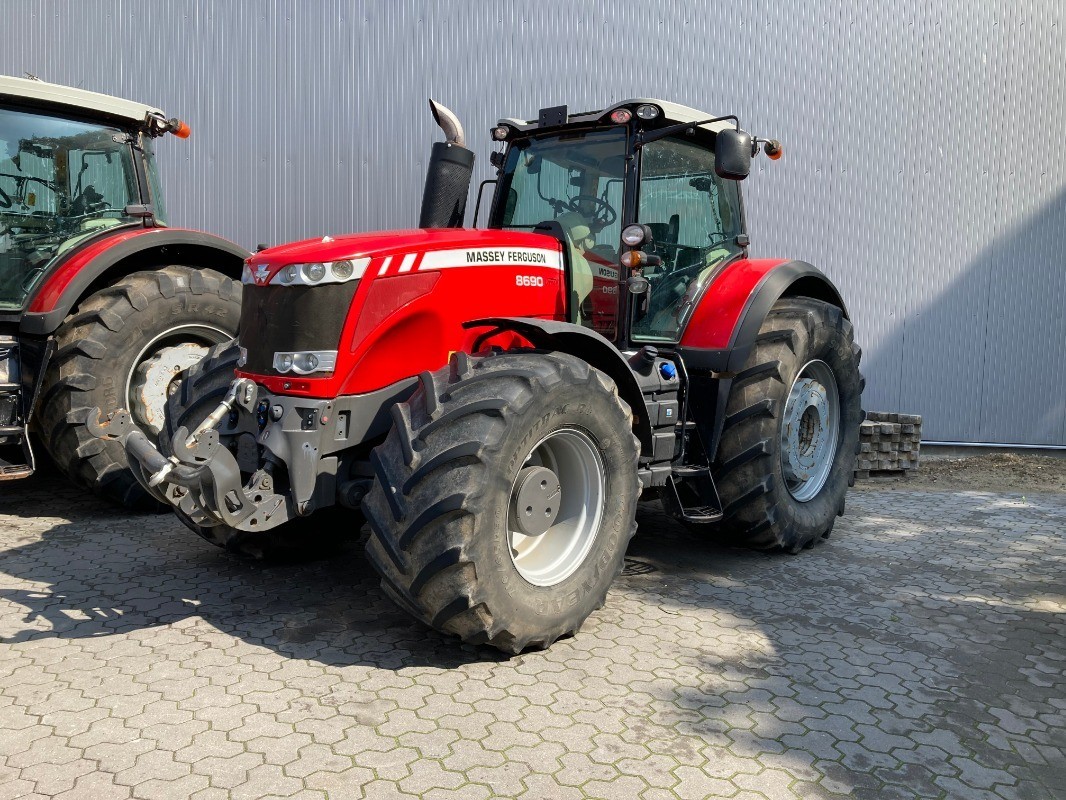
[88,377,298,531]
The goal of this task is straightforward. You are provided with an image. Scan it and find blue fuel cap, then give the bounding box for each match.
[659,362,677,380]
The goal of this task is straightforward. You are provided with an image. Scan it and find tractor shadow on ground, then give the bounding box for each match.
[0,470,745,670]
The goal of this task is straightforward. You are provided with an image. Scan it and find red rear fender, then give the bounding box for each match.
[678,258,846,374]
[22,227,249,335]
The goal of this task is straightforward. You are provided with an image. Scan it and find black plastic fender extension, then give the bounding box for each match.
[463,317,658,455]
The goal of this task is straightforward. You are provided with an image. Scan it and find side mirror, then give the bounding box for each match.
[714,129,753,180]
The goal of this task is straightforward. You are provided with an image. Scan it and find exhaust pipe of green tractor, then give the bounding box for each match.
[418,99,475,229]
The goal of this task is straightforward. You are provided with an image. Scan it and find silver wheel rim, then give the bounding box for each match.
[126,324,230,435]
[507,428,606,587]
[781,359,840,502]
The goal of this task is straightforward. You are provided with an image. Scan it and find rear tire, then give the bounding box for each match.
[159,341,361,561]
[709,298,863,552]
[38,266,240,510]
[362,351,640,654]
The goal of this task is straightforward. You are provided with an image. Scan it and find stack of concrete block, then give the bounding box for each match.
[855,412,922,478]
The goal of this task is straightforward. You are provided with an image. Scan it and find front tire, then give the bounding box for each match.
[362,351,641,654]
[38,266,240,510]
[710,298,863,552]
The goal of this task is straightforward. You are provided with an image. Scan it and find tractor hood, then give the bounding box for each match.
[237,226,569,399]
[244,228,561,285]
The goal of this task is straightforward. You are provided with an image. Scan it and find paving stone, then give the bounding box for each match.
[0,475,1063,799]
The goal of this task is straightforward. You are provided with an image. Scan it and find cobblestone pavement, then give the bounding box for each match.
[0,471,1063,800]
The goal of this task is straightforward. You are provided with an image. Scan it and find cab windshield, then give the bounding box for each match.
[630,135,744,342]
[0,107,142,310]
[494,127,627,336]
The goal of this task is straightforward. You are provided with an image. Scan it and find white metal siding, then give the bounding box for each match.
[3,0,1063,444]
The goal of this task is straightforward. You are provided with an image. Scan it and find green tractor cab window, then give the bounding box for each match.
[0,107,140,309]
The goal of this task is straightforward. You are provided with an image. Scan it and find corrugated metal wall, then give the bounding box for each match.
[3,1,1064,445]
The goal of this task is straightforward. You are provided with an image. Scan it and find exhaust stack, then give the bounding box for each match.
[419,99,475,229]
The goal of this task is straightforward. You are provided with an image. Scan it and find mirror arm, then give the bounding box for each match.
[634,115,740,149]
[472,179,497,228]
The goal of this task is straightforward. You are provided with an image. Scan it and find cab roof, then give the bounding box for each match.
[0,74,164,127]
[498,98,734,135]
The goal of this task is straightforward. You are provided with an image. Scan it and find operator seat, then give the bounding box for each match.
[556,211,596,325]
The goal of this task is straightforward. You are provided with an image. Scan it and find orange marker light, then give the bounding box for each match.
[764,139,783,160]
[170,119,192,139]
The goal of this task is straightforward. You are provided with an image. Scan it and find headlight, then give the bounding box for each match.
[269,258,369,286]
[273,350,338,375]
[294,352,319,372]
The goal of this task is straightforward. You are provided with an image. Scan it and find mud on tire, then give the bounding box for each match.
[38,266,240,510]
[362,350,641,654]
[710,297,864,552]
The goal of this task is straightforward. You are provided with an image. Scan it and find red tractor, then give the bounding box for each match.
[91,99,863,653]
[0,75,245,506]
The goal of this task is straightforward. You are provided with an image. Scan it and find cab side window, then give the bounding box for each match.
[631,136,744,342]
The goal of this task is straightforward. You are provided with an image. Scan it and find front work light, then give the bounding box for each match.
[273,350,338,375]
[492,126,509,141]
[621,224,650,247]
[635,104,660,120]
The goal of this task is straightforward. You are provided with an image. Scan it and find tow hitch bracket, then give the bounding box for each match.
[87,401,296,533]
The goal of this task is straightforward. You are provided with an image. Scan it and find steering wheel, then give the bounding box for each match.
[567,194,617,227]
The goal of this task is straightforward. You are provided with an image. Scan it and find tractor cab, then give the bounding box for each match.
[0,76,184,310]
[484,100,774,345]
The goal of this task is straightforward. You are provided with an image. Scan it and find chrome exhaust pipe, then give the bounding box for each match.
[429,99,465,147]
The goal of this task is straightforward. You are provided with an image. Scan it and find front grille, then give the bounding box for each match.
[239,282,359,374]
